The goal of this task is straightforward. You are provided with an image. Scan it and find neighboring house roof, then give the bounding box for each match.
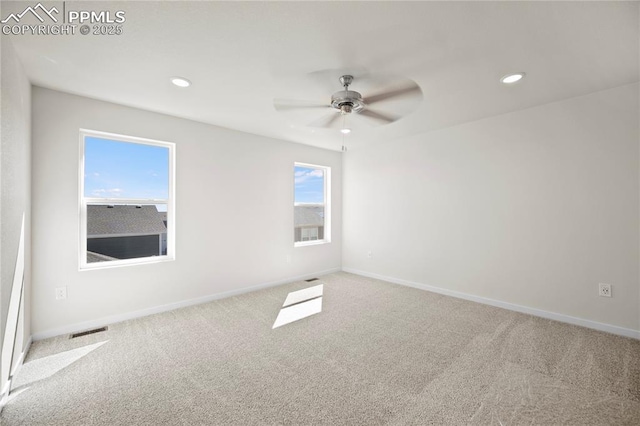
[159,211,168,226]
[87,251,119,263]
[294,205,324,227]
[88,205,167,236]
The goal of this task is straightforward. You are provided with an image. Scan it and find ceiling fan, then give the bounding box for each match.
[273,74,422,129]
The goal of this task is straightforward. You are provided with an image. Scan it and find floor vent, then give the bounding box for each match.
[70,326,108,339]
[305,278,319,282]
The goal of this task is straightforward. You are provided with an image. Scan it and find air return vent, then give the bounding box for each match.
[305,278,319,282]
[71,326,108,339]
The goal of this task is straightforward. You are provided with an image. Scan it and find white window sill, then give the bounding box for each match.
[80,255,175,271]
[294,240,330,248]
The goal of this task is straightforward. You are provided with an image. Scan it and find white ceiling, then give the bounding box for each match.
[6,1,639,151]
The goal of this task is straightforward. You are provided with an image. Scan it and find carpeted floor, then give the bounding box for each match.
[2,272,640,425]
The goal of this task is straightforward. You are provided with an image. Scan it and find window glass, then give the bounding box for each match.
[84,137,169,199]
[294,164,329,245]
[80,131,174,268]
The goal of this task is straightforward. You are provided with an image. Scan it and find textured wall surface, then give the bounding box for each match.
[344,83,639,332]
[0,37,31,390]
[31,87,342,336]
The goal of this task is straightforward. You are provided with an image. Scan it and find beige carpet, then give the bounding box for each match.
[2,272,639,425]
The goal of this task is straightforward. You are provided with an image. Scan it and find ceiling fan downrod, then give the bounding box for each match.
[340,75,353,90]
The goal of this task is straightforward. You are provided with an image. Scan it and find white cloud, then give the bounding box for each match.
[294,169,324,185]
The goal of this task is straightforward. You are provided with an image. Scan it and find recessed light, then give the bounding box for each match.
[501,72,525,84]
[170,77,191,88]
[341,128,351,134]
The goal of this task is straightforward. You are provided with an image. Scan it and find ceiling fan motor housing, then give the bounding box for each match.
[331,90,365,114]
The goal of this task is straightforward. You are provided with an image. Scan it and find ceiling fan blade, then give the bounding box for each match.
[359,109,400,124]
[308,111,343,128]
[273,99,330,112]
[365,81,422,106]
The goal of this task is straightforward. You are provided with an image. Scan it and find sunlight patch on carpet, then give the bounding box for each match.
[273,284,323,328]
[282,284,323,307]
[11,341,108,390]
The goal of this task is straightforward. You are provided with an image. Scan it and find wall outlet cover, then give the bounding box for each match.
[55,287,67,300]
[598,283,612,298]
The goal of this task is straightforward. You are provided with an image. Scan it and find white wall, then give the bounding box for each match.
[343,83,639,334]
[0,37,31,393]
[31,87,342,338]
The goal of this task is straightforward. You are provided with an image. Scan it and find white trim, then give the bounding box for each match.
[78,129,175,270]
[80,255,174,271]
[84,198,169,204]
[2,215,25,390]
[342,268,640,340]
[32,268,341,341]
[295,239,329,248]
[88,232,162,239]
[0,336,32,411]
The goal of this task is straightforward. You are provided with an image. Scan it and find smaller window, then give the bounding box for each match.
[294,163,330,246]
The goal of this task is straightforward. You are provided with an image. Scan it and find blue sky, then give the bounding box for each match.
[294,166,324,204]
[84,137,169,199]
[85,138,322,205]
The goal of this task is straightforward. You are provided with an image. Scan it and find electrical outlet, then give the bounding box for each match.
[285,255,291,264]
[598,283,612,298]
[367,251,373,259]
[55,287,67,300]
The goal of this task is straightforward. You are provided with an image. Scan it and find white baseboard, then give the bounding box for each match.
[342,268,640,340]
[32,267,341,341]
[0,336,33,410]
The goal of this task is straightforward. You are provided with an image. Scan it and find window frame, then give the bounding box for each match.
[294,162,331,247]
[79,129,176,270]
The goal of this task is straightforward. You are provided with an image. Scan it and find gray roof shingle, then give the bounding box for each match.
[87,251,119,263]
[294,205,324,227]
[87,205,167,236]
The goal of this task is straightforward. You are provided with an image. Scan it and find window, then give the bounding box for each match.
[294,163,330,246]
[301,227,319,242]
[79,129,175,269]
